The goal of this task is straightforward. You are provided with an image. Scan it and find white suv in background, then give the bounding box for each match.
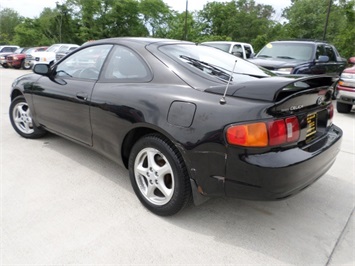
[26,43,79,68]
[201,41,255,59]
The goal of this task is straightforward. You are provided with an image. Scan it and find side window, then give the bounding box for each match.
[56,44,112,80]
[244,45,252,58]
[3,47,16,52]
[325,46,336,62]
[231,45,243,57]
[102,45,151,82]
[316,45,325,59]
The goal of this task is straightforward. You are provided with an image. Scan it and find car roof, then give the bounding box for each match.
[87,37,191,46]
[202,41,253,46]
[0,45,19,48]
[270,40,328,45]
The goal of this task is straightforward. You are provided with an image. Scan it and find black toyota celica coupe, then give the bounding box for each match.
[9,38,342,216]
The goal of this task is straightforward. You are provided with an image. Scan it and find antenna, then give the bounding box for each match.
[220,59,237,105]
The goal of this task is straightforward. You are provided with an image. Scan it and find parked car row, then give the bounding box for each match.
[0,43,79,70]
[203,39,353,113]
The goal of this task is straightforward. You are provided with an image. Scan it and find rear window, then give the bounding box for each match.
[159,44,274,84]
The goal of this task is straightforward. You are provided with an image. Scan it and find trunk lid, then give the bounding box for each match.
[206,75,334,146]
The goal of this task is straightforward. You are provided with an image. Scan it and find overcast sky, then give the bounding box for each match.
[0,0,290,20]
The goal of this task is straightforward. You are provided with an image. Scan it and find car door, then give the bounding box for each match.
[324,45,343,77]
[89,44,153,161]
[32,44,113,145]
[311,44,328,75]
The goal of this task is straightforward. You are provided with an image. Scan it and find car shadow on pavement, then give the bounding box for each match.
[20,131,354,265]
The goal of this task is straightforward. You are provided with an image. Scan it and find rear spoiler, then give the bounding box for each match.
[205,75,334,102]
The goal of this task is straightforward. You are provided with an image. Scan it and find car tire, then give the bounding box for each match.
[128,134,192,216]
[20,60,26,69]
[1,63,9,68]
[9,95,46,138]
[336,101,352,113]
[22,62,32,70]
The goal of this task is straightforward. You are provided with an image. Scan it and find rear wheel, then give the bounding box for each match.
[128,134,191,216]
[336,101,352,113]
[9,96,46,138]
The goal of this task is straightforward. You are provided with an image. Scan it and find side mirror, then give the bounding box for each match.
[348,57,355,65]
[317,55,329,63]
[33,64,50,75]
[249,53,255,59]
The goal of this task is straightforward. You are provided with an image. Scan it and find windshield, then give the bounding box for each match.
[25,48,35,54]
[257,43,314,61]
[46,44,61,52]
[14,48,23,54]
[159,44,274,83]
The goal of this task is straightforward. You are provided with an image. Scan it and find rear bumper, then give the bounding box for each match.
[223,124,342,200]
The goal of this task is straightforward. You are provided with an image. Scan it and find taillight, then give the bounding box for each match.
[268,119,286,146]
[327,103,334,127]
[226,116,300,147]
[285,116,300,142]
[226,122,268,147]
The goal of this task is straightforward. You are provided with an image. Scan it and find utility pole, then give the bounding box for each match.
[323,0,332,41]
[56,1,62,42]
[184,0,188,40]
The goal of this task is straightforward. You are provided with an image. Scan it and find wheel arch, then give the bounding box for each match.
[121,126,185,169]
[11,89,23,101]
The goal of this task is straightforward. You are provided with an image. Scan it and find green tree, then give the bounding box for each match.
[282,0,354,58]
[139,0,171,37]
[12,18,48,46]
[66,0,148,42]
[197,0,275,43]
[0,8,23,44]
[332,0,355,58]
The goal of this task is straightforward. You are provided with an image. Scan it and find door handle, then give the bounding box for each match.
[76,92,88,101]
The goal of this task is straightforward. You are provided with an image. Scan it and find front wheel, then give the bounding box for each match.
[22,62,32,70]
[128,134,192,216]
[9,95,46,138]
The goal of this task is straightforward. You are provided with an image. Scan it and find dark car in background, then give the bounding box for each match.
[335,57,355,113]
[9,38,342,216]
[250,40,346,79]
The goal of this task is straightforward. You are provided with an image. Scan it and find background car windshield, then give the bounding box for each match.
[13,48,22,54]
[46,44,61,52]
[25,48,35,54]
[258,43,314,60]
[160,44,273,82]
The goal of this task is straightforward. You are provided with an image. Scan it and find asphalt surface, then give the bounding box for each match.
[1,68,354,265]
